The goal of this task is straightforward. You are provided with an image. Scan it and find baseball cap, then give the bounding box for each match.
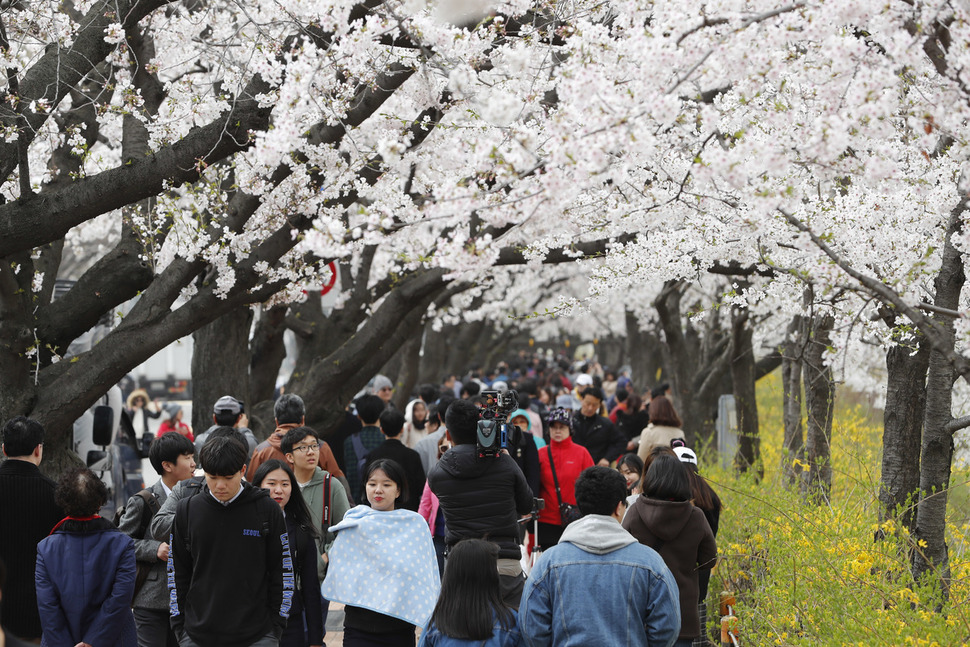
[213,395,244,415]
[575,374,593,387]
[674,446,697,465]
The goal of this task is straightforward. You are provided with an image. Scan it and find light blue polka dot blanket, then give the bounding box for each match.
[322,505,440,626]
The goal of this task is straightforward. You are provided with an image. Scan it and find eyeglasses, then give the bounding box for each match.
[291,442,322,454]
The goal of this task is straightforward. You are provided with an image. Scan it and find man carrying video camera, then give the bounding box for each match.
[427,398,534,607]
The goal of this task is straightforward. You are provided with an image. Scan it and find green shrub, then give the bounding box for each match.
[705,373,969,646]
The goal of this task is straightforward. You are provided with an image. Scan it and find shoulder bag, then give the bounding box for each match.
[547,445,583,527]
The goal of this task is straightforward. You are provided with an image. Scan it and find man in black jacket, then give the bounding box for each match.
[363,409,425,511]
[0,416,64,642]
[572,387,627,466]
[427,399,533,608]
[169,436,292,647]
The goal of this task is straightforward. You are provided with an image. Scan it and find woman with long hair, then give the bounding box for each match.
[418,539,520,646]
[324,459,439,647]
[252,459,324,647]
[673,446,722,602]
[622,453,717,647]
[616,453,644,499]
[403,400,429,449]
[636,395,685,461]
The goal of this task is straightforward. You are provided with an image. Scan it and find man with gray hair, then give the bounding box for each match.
[246,394,347,494]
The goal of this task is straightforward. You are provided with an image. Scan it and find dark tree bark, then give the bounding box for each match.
[801,313,835,504]
[625,310,665,393]
[418,321,450,384]
[654,281,732,445]
[298,268,451,435]
[731,306,761,476]
[878,333,928,537]
[445,321,488,373]
[912,209,965,597]
[191,306,255,434]
[287,254,376,395]
[249,305,289,405]
[781,315,805,487]
[391,333,423,410]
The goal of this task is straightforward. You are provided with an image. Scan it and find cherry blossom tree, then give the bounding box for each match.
[5,0,970,595]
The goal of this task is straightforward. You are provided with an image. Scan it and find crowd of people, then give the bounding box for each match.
[0,355,722,647]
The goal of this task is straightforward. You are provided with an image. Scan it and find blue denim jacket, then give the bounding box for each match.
[418,611,521,647]
[519,515,680,647]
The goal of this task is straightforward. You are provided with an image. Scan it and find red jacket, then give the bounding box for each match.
[537,436,593,525]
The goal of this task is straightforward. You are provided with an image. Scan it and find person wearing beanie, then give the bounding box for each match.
[157,403,194,442]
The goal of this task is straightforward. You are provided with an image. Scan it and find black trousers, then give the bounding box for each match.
[132,608,178,647]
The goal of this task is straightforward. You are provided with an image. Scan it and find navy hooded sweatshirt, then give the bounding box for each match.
[169,481,293,646]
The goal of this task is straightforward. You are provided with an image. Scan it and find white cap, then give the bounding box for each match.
[575,374,593,386]
[674,446,697,465]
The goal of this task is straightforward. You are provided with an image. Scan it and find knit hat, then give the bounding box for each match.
[507,409,532,432]
[163,402,182,420]
[370,374,393,393]
[546,407,573,430]
[555,394,575,410]
[674,446,698,465]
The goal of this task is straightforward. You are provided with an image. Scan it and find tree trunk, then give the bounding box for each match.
[444,320,488,374]
[879,336,928,537]
[655,281,733,446]
[782,315,805,487]
[912,208,965,599]
[249,305,288,404]
[418,321,449,384]
[191,306,254,434]
[655,281,696,443]
[801,313,834,504]
[731,306,761,476]
[625,310,664,395]
[392,332,423,410]
[296,269,450,435]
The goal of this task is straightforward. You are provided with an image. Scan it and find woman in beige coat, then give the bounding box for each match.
[637,395,686,461]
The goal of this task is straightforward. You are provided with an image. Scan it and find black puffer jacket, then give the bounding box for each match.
[427,444,534,560]
[572,413,626,464]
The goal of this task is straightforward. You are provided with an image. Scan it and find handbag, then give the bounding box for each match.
[547,445,582,527]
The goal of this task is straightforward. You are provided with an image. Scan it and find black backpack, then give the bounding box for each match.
[116,489,161,596]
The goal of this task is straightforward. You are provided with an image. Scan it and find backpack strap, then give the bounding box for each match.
[176,478,205,554]
[351,432,369,464]
[135,489,160,539]
[322,472,332,528]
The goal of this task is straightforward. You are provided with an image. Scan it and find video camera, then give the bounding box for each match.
[476,389,518,458]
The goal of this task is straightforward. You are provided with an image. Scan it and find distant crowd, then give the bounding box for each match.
[0,353,722,647]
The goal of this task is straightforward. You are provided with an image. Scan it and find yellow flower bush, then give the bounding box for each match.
[706,373,970,646]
